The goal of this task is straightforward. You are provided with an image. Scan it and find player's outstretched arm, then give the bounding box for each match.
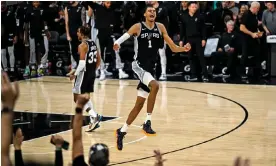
[157,23,191,53]
[113,23,140,51]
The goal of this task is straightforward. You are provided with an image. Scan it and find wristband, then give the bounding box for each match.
[2,107,12,113]
[75,107,83,114]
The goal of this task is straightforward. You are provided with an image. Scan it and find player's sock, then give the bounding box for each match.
[120,123,128,132]
[145,113,152,123]
[85,101,97,118]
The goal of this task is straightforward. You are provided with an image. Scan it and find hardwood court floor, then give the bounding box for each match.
[10,76,276,166]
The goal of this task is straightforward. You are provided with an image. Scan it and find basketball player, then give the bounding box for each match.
[69,26,102,131]
[113,4,191,150]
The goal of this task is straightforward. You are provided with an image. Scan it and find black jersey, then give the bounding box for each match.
[73,39,98,94]
[83,39,98,76]
[67,4,83,36]
[134,22,163,66]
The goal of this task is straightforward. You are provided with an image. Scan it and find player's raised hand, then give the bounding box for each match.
[13,128,24,150]
[154,150,166,166]
[113,43,120,51]
[1,72,20,109]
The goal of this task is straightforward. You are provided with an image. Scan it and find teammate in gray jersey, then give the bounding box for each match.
[113,4,191,151]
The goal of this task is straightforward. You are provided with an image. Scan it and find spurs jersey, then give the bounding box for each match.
[73,39,98,94]
[134,22,163,67]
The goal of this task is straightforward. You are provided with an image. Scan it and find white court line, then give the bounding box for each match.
[21,120,147,155]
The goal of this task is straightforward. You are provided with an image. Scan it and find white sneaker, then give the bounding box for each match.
[159,74,167,81]
[119,71,129,79]
[66,69,76,76]
[99,73,106,81]
[104,69,113,76]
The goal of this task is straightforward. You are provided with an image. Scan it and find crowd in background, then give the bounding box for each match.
[1,1,276,83]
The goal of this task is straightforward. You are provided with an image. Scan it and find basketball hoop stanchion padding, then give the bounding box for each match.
[266,35,276,77]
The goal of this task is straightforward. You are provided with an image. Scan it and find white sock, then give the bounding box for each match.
[120,122,128,132]
[84,100,97,118]
[119,68,123,74]
[159,48,167,75]
[145,113,152,123]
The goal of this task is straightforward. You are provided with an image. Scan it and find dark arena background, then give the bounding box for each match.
[1,1,276,166]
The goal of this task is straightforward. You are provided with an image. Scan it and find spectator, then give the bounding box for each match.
[122,2,138,31]
[88,1,129,80]
[212,1,233,34]
[262,2,276,35]
[179,2,209,82]
[228,1,239,19]
[24,1,50,77]
[72,94,109,166]
[64,1,86,76]
[1,1,17,76]
[211,20,239,78]
[1,72,20,166]
[240,1,263,80]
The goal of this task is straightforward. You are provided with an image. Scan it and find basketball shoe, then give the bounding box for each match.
[87,114,102,132]
[142,120,156,136]
[115,128,127,151]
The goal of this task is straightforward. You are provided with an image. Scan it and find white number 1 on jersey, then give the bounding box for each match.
[148,40,152,48]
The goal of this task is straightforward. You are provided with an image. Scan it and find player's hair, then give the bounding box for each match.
[188,1,198,7]
[143,4,154,14]
[79,26,91,37]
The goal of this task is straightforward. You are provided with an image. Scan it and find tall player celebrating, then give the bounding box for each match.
[113,4,191,150]
[69,26,102,131]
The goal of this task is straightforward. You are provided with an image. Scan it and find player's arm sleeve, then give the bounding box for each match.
[114,23,140,45]
[74,43,87,76]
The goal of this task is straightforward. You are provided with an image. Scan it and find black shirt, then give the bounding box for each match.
[180,12,206,41]
[88,2,116,30]
[155,4,169,29]
[67,3,84,36]
[15,5,28,36]
[134,22,163,68]
[73,155,88,166]
[218,31,238,50]
[211,8,233,34]
[25,7,47,37]
[240,10,258,38]
[1,8,16,38]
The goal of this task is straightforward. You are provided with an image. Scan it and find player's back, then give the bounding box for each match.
[134,22,163,66]
[83,39,98,77]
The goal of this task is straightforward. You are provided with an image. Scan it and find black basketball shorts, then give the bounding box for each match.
[73,71,95,94]
[132,61,155,98]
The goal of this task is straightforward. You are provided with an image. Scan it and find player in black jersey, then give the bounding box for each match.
[69,26,102,132]
[113,4,191,151]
